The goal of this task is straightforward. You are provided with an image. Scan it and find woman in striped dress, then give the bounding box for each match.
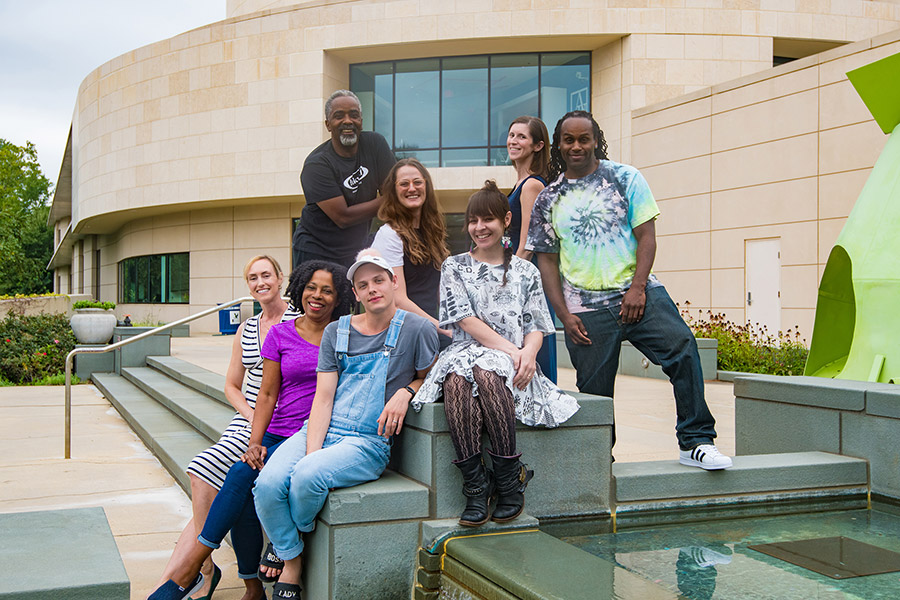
[153,254,297,600]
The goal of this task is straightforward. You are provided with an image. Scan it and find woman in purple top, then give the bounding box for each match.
[149,261,353,600]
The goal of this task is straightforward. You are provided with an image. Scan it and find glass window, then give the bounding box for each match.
[540,53,591,135]
[350,52,590,168]
[490,54,539,148]
[351,62,394,147]
[119,253,189,304]
[442,56,488,148]
[442,148,488,167]
[395,59,440,151]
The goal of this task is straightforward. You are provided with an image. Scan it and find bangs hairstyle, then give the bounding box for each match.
[378,158,449,268]
[508,116,550,179]
[242,254,283,281]
[285,260,354,320]
[465,180,514,286]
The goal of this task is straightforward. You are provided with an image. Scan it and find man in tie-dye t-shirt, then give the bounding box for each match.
[526,111,732,471]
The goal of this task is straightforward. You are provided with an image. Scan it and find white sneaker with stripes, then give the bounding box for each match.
[679,444,733,470]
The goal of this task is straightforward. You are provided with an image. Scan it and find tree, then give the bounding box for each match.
[0,139,53,295]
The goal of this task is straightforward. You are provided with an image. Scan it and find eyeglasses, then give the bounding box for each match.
[397,179,426,189]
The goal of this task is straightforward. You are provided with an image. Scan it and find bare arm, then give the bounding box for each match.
[317,194,383,229]
[536,252,590,346]
[515,178,544,261]
[377,367,429,437]
[243,358,282,470]
[620,219,657,324]
[224,322,252,420]
[392,266,451,337]
[306,371,338,455]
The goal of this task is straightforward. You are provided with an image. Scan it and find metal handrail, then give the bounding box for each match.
[64,296,254,458]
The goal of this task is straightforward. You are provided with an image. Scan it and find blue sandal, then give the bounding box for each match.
[148,573,204,600]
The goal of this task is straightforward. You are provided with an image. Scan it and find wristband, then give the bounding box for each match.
[404,385,416,397]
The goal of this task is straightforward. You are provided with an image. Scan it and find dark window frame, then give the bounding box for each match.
[350,51,592,168]
[118,252,190,304]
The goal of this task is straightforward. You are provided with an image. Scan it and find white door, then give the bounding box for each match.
[745,238,781,335]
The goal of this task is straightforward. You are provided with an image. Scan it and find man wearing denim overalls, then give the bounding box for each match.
[253,250,439,599]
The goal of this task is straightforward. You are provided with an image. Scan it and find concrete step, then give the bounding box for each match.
[613,451,869,528]
[121,366,234,442]
[92,372,210,493]
[0,507,130,600]
[438,530,676,600]
[146,355,230,406]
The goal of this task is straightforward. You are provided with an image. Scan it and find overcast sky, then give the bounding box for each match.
[0,0,224,184]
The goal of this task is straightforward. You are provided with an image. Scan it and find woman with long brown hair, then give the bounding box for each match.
[372,157,450,339]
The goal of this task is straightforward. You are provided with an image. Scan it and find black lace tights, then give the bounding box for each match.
[443,367,517,460]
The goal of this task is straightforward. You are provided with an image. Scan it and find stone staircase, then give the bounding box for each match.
[86,349,876,600]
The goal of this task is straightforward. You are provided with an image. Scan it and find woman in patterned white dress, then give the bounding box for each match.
[152,255,297,599]
[415,181,579,527]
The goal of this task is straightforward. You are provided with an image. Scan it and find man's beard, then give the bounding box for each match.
[339,132,358,146]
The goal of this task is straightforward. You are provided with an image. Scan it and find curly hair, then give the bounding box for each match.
[508,116,550,179]
[377,158,449,268]
[285,260,353,320]
[465,180,513,286]
[548,110,609,182]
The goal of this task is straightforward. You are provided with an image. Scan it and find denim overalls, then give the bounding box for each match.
[254,310,406,561]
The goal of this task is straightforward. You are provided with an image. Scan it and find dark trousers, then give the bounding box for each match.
[564,286,717,450]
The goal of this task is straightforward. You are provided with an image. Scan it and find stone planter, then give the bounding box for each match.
[70,308,117,345]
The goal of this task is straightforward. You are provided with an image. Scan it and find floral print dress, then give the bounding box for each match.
[414,253,579,427]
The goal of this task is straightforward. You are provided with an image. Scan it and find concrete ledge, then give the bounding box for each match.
[717,370,758,382]
[865,384,900,419]
[319,471,430,526]
[146,356,229,405]
[443,530,676,600]
[619,339,717,381]
[398,395,614,520]
[613,452,867,502]
[113,327,170,372]
[419,514,540,553]
[0,507,129,599]
[733,374,869,410]
[121,367,233,441]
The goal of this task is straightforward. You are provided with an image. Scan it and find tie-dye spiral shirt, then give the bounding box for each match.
[526,160,661,314]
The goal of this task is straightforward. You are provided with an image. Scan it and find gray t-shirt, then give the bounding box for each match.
[318,312,439,403]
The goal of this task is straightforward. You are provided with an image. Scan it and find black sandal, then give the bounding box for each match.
[258,542,284,583]
[273,582,302,599]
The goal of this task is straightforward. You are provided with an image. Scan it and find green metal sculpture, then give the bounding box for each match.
[805,51,900,383]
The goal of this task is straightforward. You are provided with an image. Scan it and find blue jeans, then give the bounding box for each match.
[253,425,390,560]
[253,311,403,562]
[198,431,286,579]
[564,285,717,450]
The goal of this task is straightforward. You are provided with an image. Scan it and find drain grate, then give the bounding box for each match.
[749,536,900,579]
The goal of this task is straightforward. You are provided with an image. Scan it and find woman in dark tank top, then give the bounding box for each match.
[371,158,451,341]
[506,116,558,381]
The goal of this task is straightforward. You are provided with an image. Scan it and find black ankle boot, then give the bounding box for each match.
[488,451,533,522]
[452,454,494,527]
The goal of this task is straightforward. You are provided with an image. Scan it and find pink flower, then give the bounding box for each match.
[54,339,60,344]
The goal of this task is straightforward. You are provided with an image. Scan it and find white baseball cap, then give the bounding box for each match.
[346,254,393,282]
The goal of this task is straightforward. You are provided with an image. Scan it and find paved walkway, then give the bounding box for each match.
[0,335,735,599]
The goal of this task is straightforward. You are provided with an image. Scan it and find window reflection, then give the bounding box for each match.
[119,253,190,304]
[351,52,590,167]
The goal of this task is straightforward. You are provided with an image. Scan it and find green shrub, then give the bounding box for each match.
[73,300,116,310]
[679,304,809,376]
[0,313,77,384]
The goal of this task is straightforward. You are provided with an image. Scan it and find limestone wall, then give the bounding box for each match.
[631,30,900,340]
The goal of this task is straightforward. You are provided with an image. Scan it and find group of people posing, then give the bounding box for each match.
[150,90,731,600]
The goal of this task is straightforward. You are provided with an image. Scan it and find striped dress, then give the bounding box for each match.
[186,308,299,490]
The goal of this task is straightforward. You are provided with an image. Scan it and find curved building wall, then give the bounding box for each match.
[52,0,900,332]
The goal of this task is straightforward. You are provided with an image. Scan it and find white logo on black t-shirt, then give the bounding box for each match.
[343,166,369,191]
